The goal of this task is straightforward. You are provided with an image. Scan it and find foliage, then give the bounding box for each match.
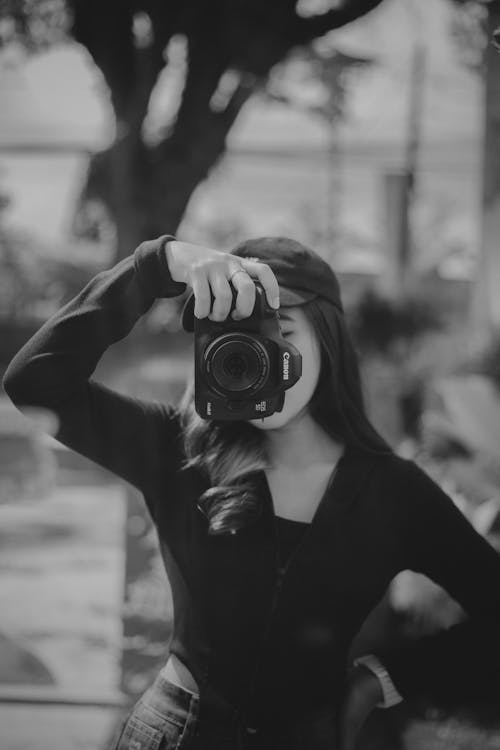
[461,334,500,392]
[0,201,99,365]
[350,286,444,357]
[0,0,68,51]
[449,0,487,73]
[0,232,55,320]
[264,43,374,123]
[0,228,94,321]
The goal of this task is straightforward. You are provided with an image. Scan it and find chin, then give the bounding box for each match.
[248,413,287,430]
[247,400,305,430]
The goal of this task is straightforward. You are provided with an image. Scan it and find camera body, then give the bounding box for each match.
[193,281,302,421]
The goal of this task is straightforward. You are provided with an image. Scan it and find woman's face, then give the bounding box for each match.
[247,304,322,430]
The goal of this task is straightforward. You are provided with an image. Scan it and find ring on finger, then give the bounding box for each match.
[229,268,247,282]
[228,257,260,281]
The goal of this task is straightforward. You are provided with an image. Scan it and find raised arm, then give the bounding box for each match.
[3,234,282,504]
[374,458,500,706]
[2,236,188,499]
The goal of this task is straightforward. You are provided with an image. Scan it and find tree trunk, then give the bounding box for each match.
[70,1,386,263]
[83,76,256,262]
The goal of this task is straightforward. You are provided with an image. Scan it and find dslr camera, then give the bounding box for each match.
[194,281,302,421]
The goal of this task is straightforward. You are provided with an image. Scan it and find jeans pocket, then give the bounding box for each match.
[114,712,184,750]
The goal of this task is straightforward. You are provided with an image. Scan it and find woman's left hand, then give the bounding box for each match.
[337,665,384,750]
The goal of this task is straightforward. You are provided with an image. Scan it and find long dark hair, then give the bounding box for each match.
[176,296,393,535]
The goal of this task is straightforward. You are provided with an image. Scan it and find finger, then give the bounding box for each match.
[229,270,256,320]
[240,260,280,309]
[190,267,212,320]
[208,265,233,321]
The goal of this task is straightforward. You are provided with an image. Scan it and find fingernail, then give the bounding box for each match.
[272,298,280,309]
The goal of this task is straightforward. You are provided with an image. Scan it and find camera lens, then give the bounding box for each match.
[223,352,248,379]
[205,335,269,394]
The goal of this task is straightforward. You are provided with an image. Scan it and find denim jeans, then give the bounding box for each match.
[111,671,340,749]
[111,672,199,750]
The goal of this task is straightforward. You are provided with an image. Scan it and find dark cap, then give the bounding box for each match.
[181,236,344,333]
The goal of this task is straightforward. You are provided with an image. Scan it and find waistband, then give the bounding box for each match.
[143,670,200,720]
[154,665,246,727]
[149,671,339,747]
[158,661,200,698]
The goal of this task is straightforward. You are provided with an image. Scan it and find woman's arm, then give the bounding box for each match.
[373,458,500,706]
[2,236,188,500]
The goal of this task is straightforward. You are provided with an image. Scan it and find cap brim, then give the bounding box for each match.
[181,287,316,333]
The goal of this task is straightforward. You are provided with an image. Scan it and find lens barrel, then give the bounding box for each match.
[204,334,270,395]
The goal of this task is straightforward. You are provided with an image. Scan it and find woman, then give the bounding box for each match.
[3,235,500,750]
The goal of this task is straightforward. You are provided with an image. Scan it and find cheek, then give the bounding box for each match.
[297,340,321,392]
[246,337,320,424]
[284,345,320,406]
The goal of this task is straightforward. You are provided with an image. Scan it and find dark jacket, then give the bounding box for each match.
[3,238,500,729]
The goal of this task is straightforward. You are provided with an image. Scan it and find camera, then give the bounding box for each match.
[193,281,302,421]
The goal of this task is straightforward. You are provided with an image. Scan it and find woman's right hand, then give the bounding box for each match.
[165,240,280,322]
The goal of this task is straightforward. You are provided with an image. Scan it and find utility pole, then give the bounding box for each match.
[313,50,373,261]
[468,0,500,347]
[401,40,426,290]
[380,41,426,298]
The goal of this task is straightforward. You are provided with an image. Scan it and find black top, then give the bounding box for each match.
[275,516,309,569]
[4,236,500,729]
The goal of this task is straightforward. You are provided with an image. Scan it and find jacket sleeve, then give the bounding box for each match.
[2,235,189,498]
[374,458,500,706]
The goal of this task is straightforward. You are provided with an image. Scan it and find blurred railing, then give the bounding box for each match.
[0,684,127,708]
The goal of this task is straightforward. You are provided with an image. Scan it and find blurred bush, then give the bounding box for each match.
[0,222,97,367]
[460,335,500,393]
[350,287,444,357]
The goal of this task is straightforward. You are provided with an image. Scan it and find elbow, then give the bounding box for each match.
[2,368,24,406]
[2,360,36,407]
[3,357,78,416]
[2,367,61,440]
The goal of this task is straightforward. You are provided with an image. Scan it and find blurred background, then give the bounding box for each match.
[1,0,500,748]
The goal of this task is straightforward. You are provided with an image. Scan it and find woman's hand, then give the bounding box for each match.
[165,240,280,322]
[338,665,384,750]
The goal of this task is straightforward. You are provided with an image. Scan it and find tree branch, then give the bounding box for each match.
[168,33,230,143]
[69,0,175,129]
[294,0,386,44]
[69,0,134,117]
[219,76,257,129]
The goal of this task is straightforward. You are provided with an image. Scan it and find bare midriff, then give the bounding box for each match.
[162,652,200,694]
